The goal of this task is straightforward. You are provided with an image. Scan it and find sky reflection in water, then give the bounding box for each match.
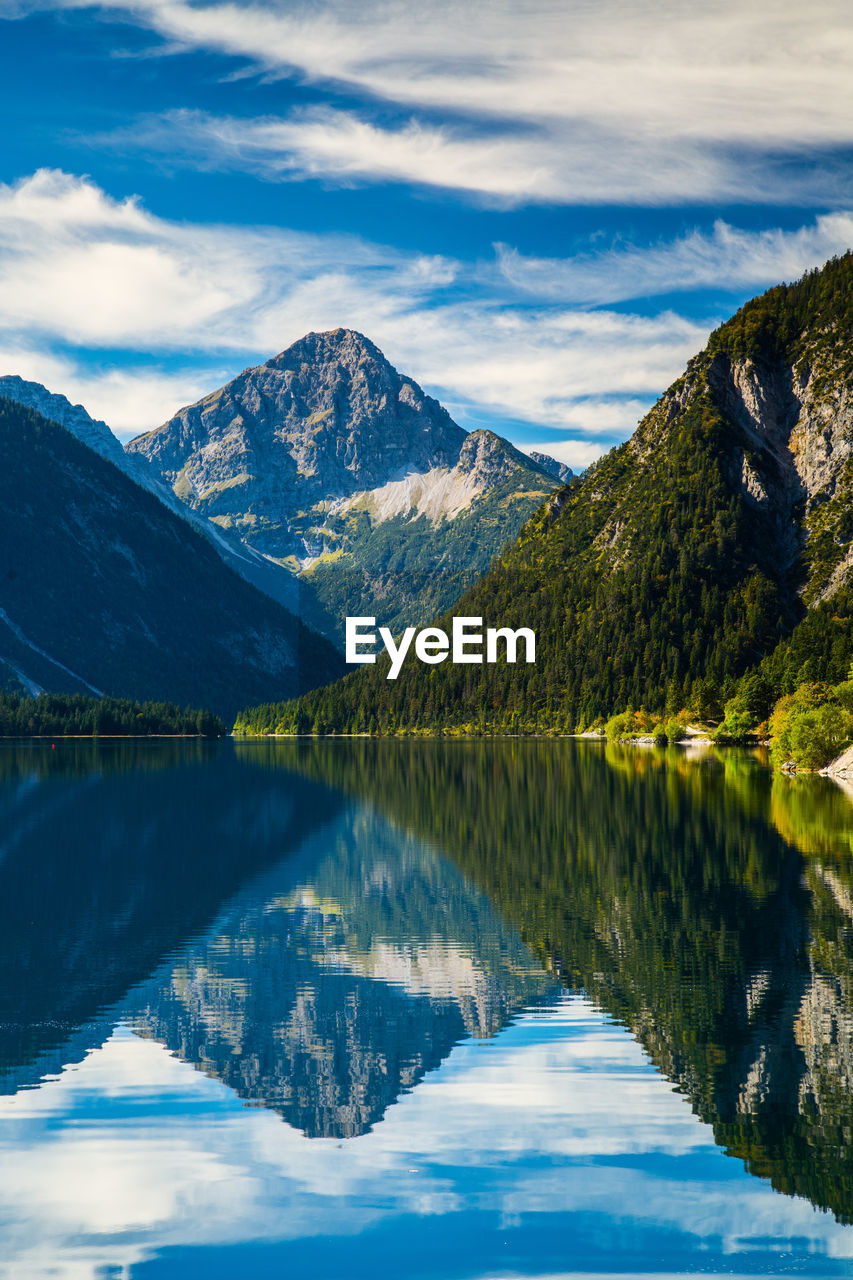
[0,739,852,1277]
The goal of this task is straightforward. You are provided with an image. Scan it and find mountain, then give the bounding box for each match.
[528,450,574,484]
[0,396,342,716]
[127,329,559,644]
[0,374,129,469]
[0,375,304,616]
[257,252,853,734]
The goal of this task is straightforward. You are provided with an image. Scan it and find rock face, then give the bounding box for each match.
[127,330,468,556]
[127,330,558,643]
[688,341,853,603]
[824,743,853,777]
[594,262,853,618]
[0,395,342,715]
[529,450,574,484]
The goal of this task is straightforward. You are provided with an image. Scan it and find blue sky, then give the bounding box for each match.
[0,0,852,466]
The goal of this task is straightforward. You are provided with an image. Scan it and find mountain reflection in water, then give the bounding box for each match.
[129,812,557,1137]
[242,738,853,1222]
[1,737,853,1275]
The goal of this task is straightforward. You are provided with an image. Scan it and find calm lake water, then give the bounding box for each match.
[2,737,853,1277]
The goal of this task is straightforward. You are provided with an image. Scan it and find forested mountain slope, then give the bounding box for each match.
[251,253,853,733]
[0,397,342,717]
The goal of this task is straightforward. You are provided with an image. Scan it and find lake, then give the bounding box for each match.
[2,737,853,1277]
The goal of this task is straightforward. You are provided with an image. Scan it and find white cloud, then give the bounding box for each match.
[497,214,853,303]
[0,168,401,351]
[59,0,853,204]
[0,170,710,440]
[110,107,587,205]
[0,345,224,437]
[3,171,848,450]
[100,107,773,208]
[384,307,705,441]
[85,0,853,143]
[522,439,610,471]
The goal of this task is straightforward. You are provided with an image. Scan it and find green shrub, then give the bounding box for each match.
[662,717,686,744]
[787,703,852,770]
[605,711,635,742]
[714,701,756,744]
[769,682,829,763]
[769,680,853,769]
[605,708,660,742]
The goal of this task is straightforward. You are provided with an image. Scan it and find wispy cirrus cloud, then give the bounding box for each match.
[497,213,853,304]
[52,0,853,205]
[100,107,853,209]
[67,0,853,142]
[0,167,444,351]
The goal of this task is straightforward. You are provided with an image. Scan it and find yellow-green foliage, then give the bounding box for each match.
[662,716,686,744]
[769,680,853,770]
[605,708,660,741]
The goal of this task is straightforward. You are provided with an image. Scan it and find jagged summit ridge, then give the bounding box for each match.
[126,329,560,641]
[529,450,574,485]
[128,328,468,530]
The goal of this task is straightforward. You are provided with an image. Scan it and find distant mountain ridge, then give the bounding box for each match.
[0,375,128,469]
[528,451,574,485]
[0,396,342,715]
[127,329,561,643]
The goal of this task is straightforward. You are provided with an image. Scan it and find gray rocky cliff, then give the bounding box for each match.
[458,429,551,486]
[707,343,853,600]
[528,450,574,484]
[127,329,469,555]
[615,330,853,608]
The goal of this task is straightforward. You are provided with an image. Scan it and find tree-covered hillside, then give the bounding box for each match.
[238,254,853,735]
[0,396,343,718]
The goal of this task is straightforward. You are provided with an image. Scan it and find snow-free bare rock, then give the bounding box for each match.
[528,451,574,485]
[127,329,559,643]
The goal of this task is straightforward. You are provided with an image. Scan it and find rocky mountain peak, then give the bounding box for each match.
[528,450,574,485]
[458,430,547,487]
[267,327,385,375]
[127,330,468,539]
[125,331,561,641]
